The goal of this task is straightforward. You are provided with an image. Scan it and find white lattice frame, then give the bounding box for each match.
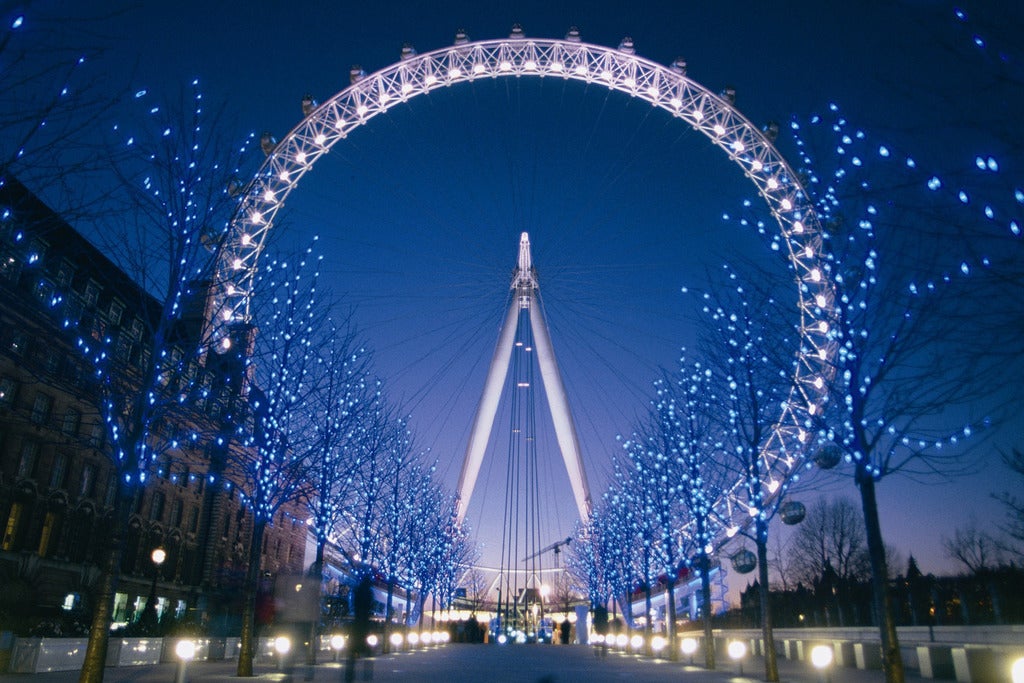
[217,36,836,538]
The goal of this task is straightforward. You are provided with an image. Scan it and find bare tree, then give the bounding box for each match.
[785,106,1002,683]
[653,357,728,668]
[0,4,124,214]
[789,497,870,625]
[72,85,252,683]
[697,267,801,683]
[790,498,870,587]
[996,448,1024,556]
[233,244,326,676]
[942,521,1002,574]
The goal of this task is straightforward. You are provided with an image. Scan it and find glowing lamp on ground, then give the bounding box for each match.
[681,636,698,664]
[407,632,420,646]
[810,644,834,670]
[1012,657,1024,683]
[330,635,345,651]
[728,640,748,676]
[175,640,196,661]
[273,636,291,655]
[615,634,628,648]
[366,635,378,648]
[497,634,508,645]
[389,633,403,647]
[630,634,644,650]
[592,634,604,644]
[651,636,667,653]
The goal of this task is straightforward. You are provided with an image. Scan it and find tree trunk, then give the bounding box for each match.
[756,532,779,682]
[78,493,133,683]
[665,577,677,660]
[643,582,653,654]
[237,518,267,677]
[700,554,716,670]
[384,578,395,652]
[308,544,325,666]
[858,473,904,683]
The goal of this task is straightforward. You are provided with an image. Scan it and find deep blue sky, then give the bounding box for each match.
[27,0,1022,589]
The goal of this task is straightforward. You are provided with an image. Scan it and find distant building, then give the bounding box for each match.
[0,177,307,634]
[627,563,729,631]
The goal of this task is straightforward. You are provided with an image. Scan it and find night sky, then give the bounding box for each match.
[20,0,1022,592]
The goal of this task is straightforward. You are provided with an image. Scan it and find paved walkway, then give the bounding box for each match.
[0,644,932,683]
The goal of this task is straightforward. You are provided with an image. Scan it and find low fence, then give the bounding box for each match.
[703,626,1024,683]
[4,636,280,674]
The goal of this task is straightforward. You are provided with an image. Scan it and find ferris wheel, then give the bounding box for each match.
[215,26,836,569]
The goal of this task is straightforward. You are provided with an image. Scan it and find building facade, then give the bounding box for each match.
[0,177,307,635]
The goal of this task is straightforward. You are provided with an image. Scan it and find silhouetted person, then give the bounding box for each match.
[346,574,374,682]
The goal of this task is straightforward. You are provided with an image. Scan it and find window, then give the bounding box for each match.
[56,262,74,288]
[49,453,69,489]
[87,422,104,448]
[104,475,116,506]
[64,300,83,326]
[34,278,54,305]
[116,332,132,362]
[109,300,124,326]
[9,330,27,357]
[38,511,58,556]
[79,463,98,498]
[44,348,61,375]
[0,254,21,282]
[169,498,183,527]
[2,502,23,550]
[83,281,100,307]
[129,318,144,340]
[61,593,81,611]
[149,491,165,522]
[28,238,47,266]
[30,393,52,425]
[187,508,199,534]
[61,408,80,436]
[16,441,39,478]
[0,376,16,408]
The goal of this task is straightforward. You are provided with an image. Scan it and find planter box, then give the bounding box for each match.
[9,638,88,673]
[105,638,162,667]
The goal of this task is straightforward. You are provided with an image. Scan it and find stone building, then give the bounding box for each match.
[0,177,307,634]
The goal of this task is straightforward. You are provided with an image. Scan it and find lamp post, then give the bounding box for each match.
[174,639,196,683]
[810,644,835,683]
[141,547,166,630]
[727,640,747,676]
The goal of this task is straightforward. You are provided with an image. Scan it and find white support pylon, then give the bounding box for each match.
[455,232,592,524]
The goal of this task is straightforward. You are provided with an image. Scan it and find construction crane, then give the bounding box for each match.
[523,535,573,567]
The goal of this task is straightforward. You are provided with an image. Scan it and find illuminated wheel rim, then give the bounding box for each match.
[217,31,835,541]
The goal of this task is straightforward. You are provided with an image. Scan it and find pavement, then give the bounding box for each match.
[0,643,933,683]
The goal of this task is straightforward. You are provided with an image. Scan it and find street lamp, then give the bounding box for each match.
[727,640,747,676]
[811,644,834,683]
[330,634,345,663]
[141,547,166,629]
[1011,656,1024,683]
[174,639,195,683]
[680,637,698,665]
